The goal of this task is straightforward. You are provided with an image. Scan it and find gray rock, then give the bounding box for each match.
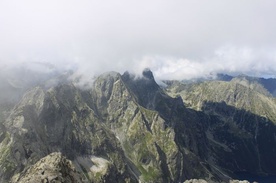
[11,152,84,183]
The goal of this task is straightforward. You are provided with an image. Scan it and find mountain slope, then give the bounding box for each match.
[166,76,276,178]
[1,70,276,182]
[166,78,276,122]
[0,82,136,182]
[0,71,214,182]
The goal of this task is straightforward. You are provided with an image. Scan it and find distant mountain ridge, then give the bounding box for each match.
[1,69,276,182]
[220,74,276,97]
[180,73,276,97]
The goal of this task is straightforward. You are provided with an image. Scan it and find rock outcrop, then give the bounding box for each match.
[11,152,84,183]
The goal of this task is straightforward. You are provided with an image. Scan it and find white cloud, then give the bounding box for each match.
[1,0,276,81]
[132,46,276,80]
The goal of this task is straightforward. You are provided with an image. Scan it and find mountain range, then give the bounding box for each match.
[1,68,276,182]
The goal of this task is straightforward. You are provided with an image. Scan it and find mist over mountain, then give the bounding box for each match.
[1,1,276,80]
[2,1,276,182]
[1,68,276,182]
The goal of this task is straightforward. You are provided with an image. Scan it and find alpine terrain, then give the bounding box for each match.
[1,68,276,183]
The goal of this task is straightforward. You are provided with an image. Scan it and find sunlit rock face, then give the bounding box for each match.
[1,70,276,182]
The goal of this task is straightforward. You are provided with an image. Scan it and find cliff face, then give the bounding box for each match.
[1,70,276,182]
[166,77,276,178]
[0,81,136,183]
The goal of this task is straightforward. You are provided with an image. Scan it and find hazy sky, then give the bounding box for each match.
[1,0,276,80]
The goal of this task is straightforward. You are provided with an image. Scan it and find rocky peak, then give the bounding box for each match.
[2,70,276,182]
[142,68,154,80]
[122,69,162,110]
[230,76,272,97]
[11,152,85,183]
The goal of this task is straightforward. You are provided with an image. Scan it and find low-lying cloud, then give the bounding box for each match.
[1,0,276,82]
[131,45,276,80]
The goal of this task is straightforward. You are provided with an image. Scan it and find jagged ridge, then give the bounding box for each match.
[1,70,276,182]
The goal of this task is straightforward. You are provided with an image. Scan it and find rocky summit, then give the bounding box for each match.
[0,69,276,182]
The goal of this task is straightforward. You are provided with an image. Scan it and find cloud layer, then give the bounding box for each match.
[1,0,276,80]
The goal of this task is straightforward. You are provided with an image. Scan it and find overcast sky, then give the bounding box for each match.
[1,0,276,80]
